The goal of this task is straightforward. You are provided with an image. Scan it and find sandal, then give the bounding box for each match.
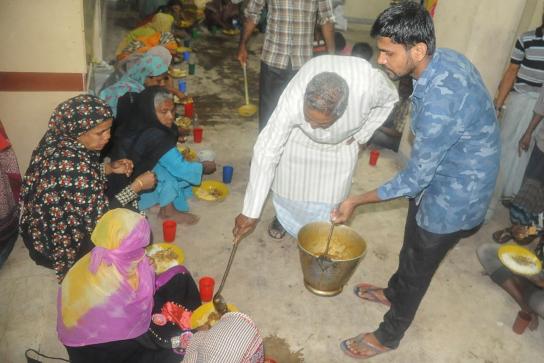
[492,228,512,244]
[511,225,537,246]
[353,283,391,307]
[340,333,390,360]
[268,216,286,239]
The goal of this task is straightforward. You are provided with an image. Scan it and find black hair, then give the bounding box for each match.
[335,32,346,53]
[370,1,435,55]
[351,42,374,61]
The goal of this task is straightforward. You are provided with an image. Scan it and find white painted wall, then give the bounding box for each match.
[344,0,390,21]
[0,0,86,170]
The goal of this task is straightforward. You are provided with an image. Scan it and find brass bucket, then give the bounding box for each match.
[297,221,367,296]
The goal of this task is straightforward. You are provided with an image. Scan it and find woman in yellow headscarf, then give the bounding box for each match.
[116,13,177,60]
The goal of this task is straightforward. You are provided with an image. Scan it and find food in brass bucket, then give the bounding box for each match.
[318,240,350,260]
[298,222,367,296]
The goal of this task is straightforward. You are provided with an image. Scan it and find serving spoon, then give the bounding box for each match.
[212,240,239,316]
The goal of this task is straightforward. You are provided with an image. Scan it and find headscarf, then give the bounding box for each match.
[113,86,179,179]
[117,30,178,62]
[150,12,175,32]
[99,46,172,94]
[99,53,169,116]
[183,312,265,363]
[20,95,112,281]
[116,12,175,56]
[57,208,155,347]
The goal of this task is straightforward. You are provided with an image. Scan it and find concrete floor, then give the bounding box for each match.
[2,6,544,363]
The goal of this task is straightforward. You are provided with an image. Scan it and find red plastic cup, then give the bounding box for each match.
[369,149,380,166]
[193,127,203,143]
[199,276,215,302]
[513,310,532,334]
[184,102,194,118]
[162,220,177,242]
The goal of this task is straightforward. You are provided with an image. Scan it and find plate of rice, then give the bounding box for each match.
[146,243,185,274]
[498,244,542,276]
[190,302,239,329]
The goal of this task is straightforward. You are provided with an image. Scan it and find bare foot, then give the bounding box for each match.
[529,313,539,331]
[159,204,200,225]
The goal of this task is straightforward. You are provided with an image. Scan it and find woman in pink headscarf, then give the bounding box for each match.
[58,208,264,363]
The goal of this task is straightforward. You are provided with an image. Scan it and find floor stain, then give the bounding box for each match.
[263,335,304,363]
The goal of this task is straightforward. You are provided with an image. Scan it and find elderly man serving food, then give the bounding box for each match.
[232,55,398,241]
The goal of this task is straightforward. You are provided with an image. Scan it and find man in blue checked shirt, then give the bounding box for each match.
[332,2,500,360]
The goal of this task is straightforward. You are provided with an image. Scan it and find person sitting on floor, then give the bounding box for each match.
[19,95,155,281]
[350,42,411,153]
[477,239,544,335]
[115,13,178,62]
[204,0,240,31]
[99,45,172,96]
[351,42,373,61]
[58,208,201,362]
[59,208,265,363]
[107,86,216,225]
[99,53,171,117]
[367,75,412,152]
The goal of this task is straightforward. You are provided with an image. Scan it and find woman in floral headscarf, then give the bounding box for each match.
[99,53,170,117]
[20,95,156,281]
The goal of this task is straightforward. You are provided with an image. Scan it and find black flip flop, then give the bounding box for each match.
[492,228,512,244]
[268,216,286,239]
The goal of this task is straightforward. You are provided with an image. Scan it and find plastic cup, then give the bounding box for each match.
[199,276,215,302]
[184,102,194,118]
[222,165,233,184]
[162,220,177,242]
[188,63,196,75]
[193,127,203,143]
[513,310,532,334]
[178,79,187,93]
[191,28,200,39]
[369,149,380,166]
[183,51,190,62]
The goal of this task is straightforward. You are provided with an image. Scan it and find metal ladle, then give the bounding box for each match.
[317,222,335,269]
[238,63,258,117]
[212,240,239,316]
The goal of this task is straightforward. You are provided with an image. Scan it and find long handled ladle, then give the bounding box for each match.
[238,63,258,117]
[212,240,239,316]
[317,222,335,267]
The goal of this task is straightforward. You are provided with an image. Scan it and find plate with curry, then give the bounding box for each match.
[193,180,229,202]
[146,243,185,274]
[498,244,542,276]
[190,302,239,329]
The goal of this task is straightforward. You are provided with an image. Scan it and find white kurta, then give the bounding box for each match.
[242,55,398,219]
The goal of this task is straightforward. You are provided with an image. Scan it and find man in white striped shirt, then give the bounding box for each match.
[233,55,398,241]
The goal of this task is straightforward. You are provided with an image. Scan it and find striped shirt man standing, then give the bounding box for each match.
[493,15,544,202]
[237,0,335,131]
